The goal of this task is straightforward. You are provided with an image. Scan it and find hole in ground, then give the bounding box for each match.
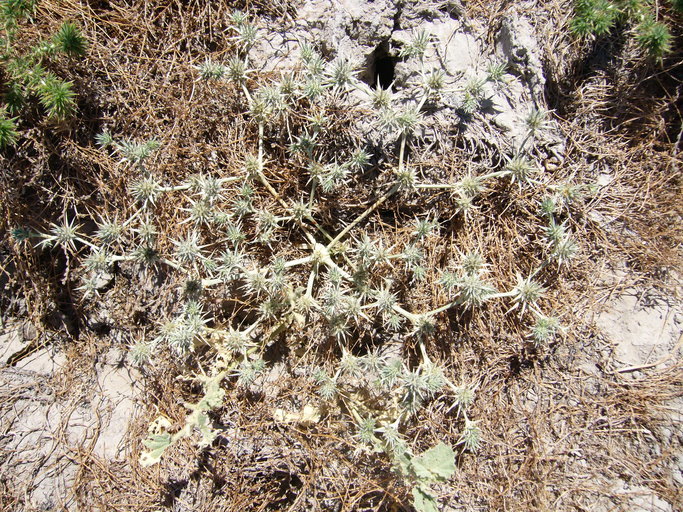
[364,42,395,89]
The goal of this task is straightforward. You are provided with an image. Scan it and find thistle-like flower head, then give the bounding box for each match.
[172,231,206,265]
[84,247,111,273]
[525,107,549,135]
[399,29,431,59]
[422,68,446,97]
[226,56,249,83]
[356,416,376,445]
[326,57,356,88]
[197,59,226,80]
[460,251,487,276]
[457,272,496,308]
[510,273,546,315]
[366,85,392,110]
[117,139,160,165]
[235,22,258,50]
[38,217,82,251]
[487,61,507,84]
[529,314,562,346]
[505,155,537,185]
[181,198,214,226]
[130,175,162,207]
[459,419,481,451]
[96,217,124,245]
[552,236,578,266]
[412,217,438,240]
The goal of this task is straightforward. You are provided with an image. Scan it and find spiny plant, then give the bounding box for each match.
[0,0,87,147]
[570,0,679,60]
[0,105,18,148]
[27,13,589,512]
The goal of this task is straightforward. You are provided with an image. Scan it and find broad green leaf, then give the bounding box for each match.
[139,432,172,467]
[412,442,456,482]
[395,452,412,476]
[412,485,439,512]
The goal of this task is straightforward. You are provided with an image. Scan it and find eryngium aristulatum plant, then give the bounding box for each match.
[25,14,569,483]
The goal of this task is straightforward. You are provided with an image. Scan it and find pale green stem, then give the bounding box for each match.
[414,183,459,190]
[76,237,98,250]
[245,319,261,336]
[201,277,223,287]
[159,177,240,194]
[258,122,264,170]
[517,129,536,154]
[392,304,420,324]
[122,209,143,228]
[305,264,318,298]
[397,131,407,173]
[159,185,192,193]
[326,182,400,250]
[489,290,516,300]
[414,170,511,190]
[422,300,460,317]
[241,83,253,103]
[284,255,313,268]
[160,258,183,271]
[309,178,317,209]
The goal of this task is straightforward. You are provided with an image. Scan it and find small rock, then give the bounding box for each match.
[493,111,517,132]
[93,271,114,290]
[21,321,37,341]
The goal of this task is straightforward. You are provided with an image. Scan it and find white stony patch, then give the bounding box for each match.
[0,324,141,510]
[596,292,682,371]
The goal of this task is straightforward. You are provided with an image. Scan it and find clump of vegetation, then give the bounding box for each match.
[0,0,87,147]
[19,14,592,511]
[1,0,680,510]
[571,0,680,59]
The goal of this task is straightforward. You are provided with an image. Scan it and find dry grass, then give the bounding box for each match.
[1,0,681,511]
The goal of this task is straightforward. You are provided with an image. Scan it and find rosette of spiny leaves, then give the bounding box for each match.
[544,218,579,266]
[438,251,496,309]
[136,10,479,475]
[528,313,563,346]
[399,28,432,60]
[155,299,210,356]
